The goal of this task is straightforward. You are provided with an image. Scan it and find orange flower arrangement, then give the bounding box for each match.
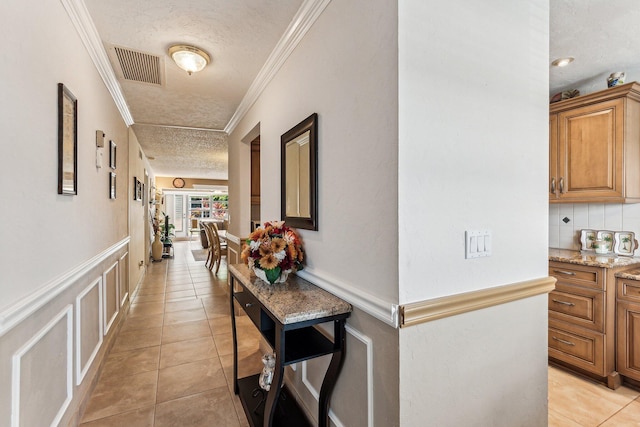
[241,221,304,284]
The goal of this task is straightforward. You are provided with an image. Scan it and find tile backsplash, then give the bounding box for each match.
[549,203,640,251]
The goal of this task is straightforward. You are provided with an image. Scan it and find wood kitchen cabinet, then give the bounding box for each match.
[616,273,640,387]
[548,261,621,388]
[549,82,640,203]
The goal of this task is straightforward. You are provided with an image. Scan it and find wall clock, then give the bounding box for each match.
[172,177,185,188]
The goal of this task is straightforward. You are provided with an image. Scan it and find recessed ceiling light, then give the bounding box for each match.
[551,57,575,67]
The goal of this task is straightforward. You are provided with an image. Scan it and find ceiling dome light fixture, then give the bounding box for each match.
[551,57,575,67]
[168,45,210,75]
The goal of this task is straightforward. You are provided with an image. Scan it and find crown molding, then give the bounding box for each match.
[224,0,332,134]
[60,0,134,126]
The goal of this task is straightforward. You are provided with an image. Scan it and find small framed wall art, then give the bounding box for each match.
[58,83,78,195]
[109,140,117,169]
[109,172,116,199]
[133,177,143,201]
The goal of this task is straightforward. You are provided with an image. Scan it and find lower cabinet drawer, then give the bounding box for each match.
[548,320,604,376]
[548,284,604,332]
[618,278,640,303]
[234,289,261,327]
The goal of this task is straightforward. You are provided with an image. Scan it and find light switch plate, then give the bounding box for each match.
[466,230,492,259]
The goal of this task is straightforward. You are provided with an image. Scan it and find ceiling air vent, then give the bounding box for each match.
[108,45,165,86]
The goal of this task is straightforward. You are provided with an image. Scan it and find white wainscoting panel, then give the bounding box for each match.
[119,252,129,307]
[11,305,73,427]
[0,237,130,337]
[103,261,119,335]
[75,277,103,385]
[301,325,373,427]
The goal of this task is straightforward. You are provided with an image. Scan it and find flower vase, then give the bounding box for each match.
[253,267,289,284]
[152,232,163,261]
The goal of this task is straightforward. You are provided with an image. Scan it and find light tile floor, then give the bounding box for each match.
[548,365,640,426]
[80,240,640,426]
[79,239,264,427]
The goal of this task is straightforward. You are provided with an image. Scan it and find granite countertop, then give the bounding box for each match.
[615,269,640,280]
[228,264,352,325]
[549,248,640,269]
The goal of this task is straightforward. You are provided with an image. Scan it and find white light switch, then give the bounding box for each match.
[466,230,492,259]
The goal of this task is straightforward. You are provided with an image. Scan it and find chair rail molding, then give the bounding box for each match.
[0,237,130,337]
[296,268,399,327]
[400,276,556,328]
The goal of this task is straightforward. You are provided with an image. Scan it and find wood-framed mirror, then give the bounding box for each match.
[281,113,318,230]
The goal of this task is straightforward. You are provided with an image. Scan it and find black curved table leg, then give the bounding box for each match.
[318,319,347,427]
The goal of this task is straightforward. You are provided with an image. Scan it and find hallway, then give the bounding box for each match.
[78,240,263,426]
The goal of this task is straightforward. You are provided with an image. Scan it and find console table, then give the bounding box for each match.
[229,264,352,427]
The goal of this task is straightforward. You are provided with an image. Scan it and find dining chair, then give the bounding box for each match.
[201,222,215,270]
[189,218,200,241]
[210,222,228,275]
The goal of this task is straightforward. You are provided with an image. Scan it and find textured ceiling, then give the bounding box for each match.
[132,124,228,179]
[550,0,640,95]
[83,0,639,179]
[83,0,304,179]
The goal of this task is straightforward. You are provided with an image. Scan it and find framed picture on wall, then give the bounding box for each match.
[109,140,116,169]
[109,172,116,199]
[133,177,143,201]
[58,83,78,195]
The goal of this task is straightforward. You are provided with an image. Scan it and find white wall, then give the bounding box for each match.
[0,0,129,310]
[398,0,550,303]
[0,1,144,425]
[398,0,550,425]
[228,0,400,424]
[230,0,399,304]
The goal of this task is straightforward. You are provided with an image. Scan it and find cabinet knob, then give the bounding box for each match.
[245,303,253,308]
[550,177,556,194]
[559,177,565,194]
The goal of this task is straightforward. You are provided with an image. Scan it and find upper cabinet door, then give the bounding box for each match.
[550,113,559,200]
[557,98,624,200]
[549,82,640,204]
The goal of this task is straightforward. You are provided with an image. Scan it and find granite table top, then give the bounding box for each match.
[549,248,640,269]
[228,264,352,325]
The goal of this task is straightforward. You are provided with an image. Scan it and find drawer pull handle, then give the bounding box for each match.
[245,303,253,308]
[552,336,575,346]
[552,299,575,307]
[553,269,576,276]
